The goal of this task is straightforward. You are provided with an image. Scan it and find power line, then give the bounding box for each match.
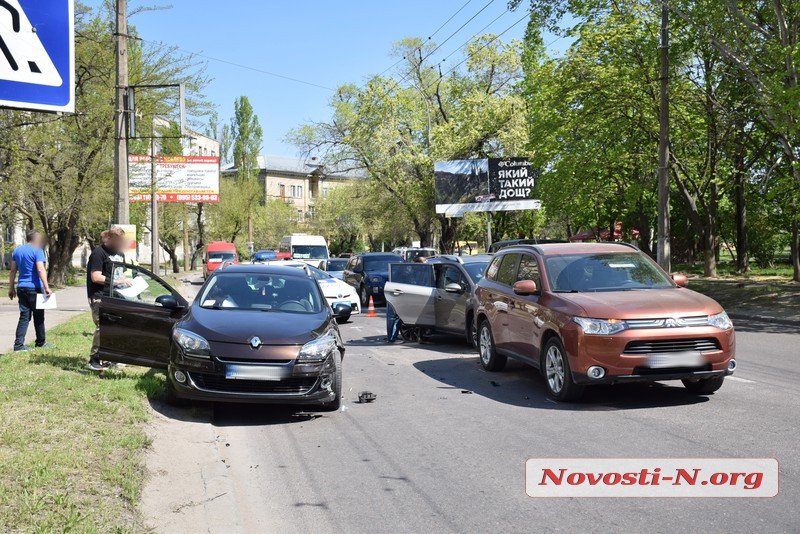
[437,7,509,65]
[136,36,336,92]
[423,11,530,93]
[422,0,498,61]
[428,0,475,40]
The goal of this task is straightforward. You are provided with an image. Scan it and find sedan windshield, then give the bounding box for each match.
[545,252,672,292]
[463,262,489,283]
[364,256,402,272]
[307,265,333,280]
[292,245,329,259]
[199,273,324,313]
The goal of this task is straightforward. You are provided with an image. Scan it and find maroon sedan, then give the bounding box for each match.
[95,263,347,408]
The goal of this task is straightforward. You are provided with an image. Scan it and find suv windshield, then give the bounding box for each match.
[326,259,348,271]
[364,256,402,272]
[199,272,324,313]
[545,252,672,292]
[292,245,328,259]
[463,261,489,283]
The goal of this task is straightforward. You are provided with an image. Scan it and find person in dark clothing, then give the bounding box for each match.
[85,226,128,370]
[8,231,52,351]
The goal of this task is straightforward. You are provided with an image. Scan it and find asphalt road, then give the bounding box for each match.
[181,314,799,533]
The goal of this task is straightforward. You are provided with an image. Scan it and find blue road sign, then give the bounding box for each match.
[0,0,74,112]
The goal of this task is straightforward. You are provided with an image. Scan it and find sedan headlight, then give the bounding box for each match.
[298,334,337,362]
[573,317,628,335]
[707,311,733,330]
[172,328,212,357]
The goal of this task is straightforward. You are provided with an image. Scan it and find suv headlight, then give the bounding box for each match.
[298,334,337,362]
[172,328,212,358]
[573,317,628,335]
[707,311,733,330]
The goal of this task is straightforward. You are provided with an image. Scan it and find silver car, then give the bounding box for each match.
[384,255,491,345]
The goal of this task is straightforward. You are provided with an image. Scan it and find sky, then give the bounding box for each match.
[87,1,567,158]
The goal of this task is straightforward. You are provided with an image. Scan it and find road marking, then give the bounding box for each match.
[727,376,755,384]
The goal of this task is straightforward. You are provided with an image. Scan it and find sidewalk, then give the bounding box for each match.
[0,285,89,354]
[689,278,800,326]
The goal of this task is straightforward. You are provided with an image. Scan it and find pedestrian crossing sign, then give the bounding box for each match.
[0,0,74,113]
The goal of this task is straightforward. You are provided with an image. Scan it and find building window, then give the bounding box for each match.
[279,184,286,198]
[322,188,329,197]
[297,209,303,221]
[296,185,303,199]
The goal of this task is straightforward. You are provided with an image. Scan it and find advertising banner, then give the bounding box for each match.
[434,157,541,216]
[129,155,220,203]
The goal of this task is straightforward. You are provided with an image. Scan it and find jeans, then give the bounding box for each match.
[386,303,400,342]
[89,298,101,363]
[14,287,45,350]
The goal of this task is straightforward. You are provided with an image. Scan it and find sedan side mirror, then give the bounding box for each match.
[445,282,464,294]
[672,273,689,287]
[155,294,183,309]
[513,280,538,296]
[332,302,352,321]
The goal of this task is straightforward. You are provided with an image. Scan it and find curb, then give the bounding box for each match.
[728,313,800,328]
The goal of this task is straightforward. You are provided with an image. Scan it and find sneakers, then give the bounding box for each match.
[13,345,31,352]
[86,360,111,371]
[35,343,55,349]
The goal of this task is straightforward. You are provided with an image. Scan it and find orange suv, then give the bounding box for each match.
[474,243,736,401]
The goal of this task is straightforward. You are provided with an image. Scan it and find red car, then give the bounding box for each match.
[474,243,736,401]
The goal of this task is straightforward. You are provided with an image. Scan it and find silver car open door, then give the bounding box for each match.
[385,263,436,326]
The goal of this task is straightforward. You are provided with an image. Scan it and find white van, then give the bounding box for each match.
[278,234,330,269]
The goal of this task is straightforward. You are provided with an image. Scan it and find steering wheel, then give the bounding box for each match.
[278,300,307,312]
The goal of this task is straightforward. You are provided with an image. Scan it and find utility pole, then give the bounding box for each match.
[656,0,671,271]
[150,128,159,273]
[183,204,190,272]
[114,0,130,224]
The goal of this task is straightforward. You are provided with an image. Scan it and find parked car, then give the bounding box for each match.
[338,253,353,258]
[95,262,347,408]
[391,246,438,262]
[325,258,349,280]
[278,234,330,268]
[252,250,278,263]
[385,254,493,345]
[343,252,403,306]
[260,260,360,322]
[203,241,238,279]
[474,243,736,401]
[487,238,567,253]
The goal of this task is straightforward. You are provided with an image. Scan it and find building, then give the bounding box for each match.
[221,155,364,221]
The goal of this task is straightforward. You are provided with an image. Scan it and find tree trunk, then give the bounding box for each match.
[703,183,718,277]
[437,214,458,254]
[47,224,81,287]
[656,0,671,271]
[792,207,800,283]
[191,203,205,270]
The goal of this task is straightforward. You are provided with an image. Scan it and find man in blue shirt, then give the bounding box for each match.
[8,231,52,351]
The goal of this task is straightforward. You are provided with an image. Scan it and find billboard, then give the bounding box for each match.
[434,157,541,216]
[129,155,220,203]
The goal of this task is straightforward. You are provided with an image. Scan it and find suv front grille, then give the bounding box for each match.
[624,338,721,354]
[625,316,709,328]
[190,373,317,394]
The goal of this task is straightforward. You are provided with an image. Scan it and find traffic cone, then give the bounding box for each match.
[366,295,377,317]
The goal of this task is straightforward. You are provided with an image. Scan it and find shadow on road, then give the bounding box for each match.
[413,356,712,411]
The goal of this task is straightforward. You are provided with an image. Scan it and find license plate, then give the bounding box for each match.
[224,364,291,381]
[646,351,704,369]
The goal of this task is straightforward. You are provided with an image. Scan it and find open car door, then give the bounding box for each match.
[98,262,189,369]
[385,263,436,326]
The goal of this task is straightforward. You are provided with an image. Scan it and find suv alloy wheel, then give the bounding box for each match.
[542,337,584,402]
[478,321,506,371]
